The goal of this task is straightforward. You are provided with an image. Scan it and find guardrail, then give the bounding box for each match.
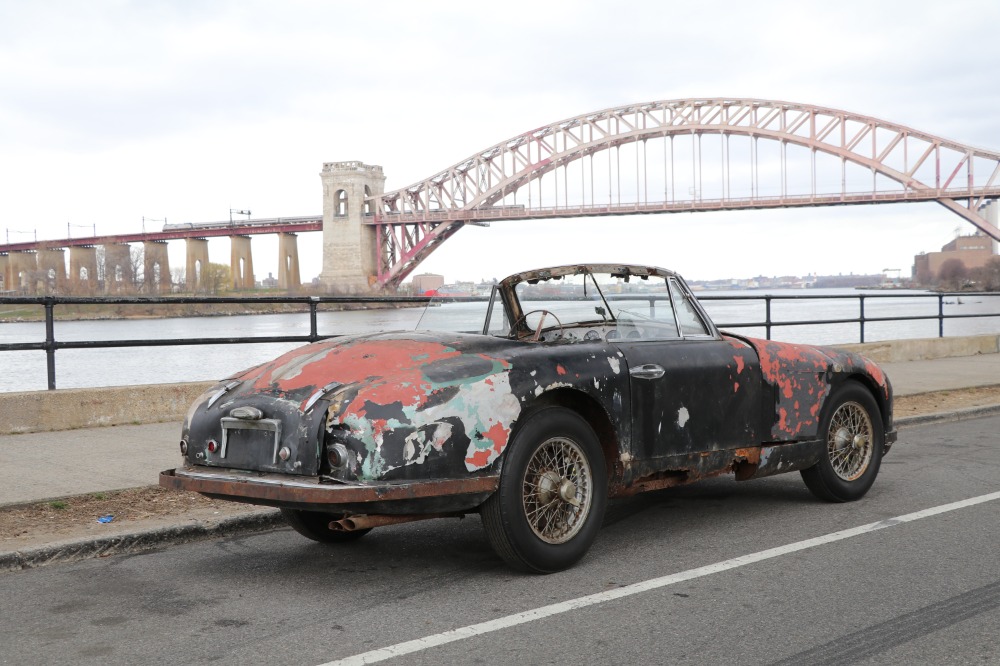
[2,291,999,390]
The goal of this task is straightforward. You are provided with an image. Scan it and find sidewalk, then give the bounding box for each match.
[881,354,1000,396]
[1,353,999,508]
[0,422,179,506]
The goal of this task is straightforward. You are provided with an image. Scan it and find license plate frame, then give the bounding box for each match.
[220,417,283,464]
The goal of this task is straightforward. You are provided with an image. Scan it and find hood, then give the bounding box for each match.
[232,331,518,409]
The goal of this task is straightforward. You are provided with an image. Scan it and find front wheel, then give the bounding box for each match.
[801,381,884,502]
[481,407,607,573]
[281,509,372,543]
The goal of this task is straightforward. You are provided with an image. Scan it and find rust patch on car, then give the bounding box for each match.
[746,338,832,440]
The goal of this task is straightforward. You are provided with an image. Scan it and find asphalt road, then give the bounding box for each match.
[2,415,1000,666]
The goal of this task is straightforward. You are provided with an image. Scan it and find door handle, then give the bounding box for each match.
[629,364,665,380]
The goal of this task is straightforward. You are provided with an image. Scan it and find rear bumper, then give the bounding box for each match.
[159,467,499,515]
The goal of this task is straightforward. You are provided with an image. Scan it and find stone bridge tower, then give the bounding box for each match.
[318,161,385,293]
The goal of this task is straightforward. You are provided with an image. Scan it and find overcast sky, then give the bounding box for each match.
[2,0,999,285]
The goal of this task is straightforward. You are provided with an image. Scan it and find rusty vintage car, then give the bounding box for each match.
[160,264,896,573]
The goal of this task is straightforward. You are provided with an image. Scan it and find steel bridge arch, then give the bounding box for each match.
[373,98,1000,287]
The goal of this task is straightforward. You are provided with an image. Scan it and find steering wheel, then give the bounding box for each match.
[513,309,564,342]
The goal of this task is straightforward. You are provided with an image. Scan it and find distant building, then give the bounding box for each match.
[412,273,444,295]
[913,233,997,284]
[260,272,279,289]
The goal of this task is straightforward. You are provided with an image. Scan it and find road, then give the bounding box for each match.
[2,415,999,665]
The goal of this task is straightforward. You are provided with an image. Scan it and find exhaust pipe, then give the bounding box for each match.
[329,512,462,531]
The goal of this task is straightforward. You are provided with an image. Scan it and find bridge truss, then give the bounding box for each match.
[372,98,1000,288]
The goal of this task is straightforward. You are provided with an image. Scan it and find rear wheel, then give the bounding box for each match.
[281,509,372,543]
[801,381,884,502]
[481,407,607,573]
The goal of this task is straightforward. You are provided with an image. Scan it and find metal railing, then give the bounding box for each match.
[0,294,434,390]
[698,291,1000,342]
[2,291,999,390]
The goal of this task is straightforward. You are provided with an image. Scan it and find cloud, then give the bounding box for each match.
[1,0,998,284]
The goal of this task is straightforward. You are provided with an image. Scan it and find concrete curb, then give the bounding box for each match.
[0,509,284,573]
[895,403,1000,428]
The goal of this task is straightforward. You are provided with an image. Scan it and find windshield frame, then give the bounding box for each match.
[494,263,720,341]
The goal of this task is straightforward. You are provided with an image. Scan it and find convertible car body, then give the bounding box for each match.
[161,264,896,572]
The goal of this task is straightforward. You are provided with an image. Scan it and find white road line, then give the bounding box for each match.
[320,490,1000,666]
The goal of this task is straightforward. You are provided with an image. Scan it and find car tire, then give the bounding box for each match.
[280,509,372,543]
[481,406,607,573]
[801,381,884,503]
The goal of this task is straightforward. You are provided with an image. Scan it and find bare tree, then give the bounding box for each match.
[170,267,186,292]
[936,258,968,290]
[129,246,144,292]
[200,263,231,294]
[970,257,1000,291]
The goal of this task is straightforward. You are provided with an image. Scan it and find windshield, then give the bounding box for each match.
[514,271,612,327]
[414,297,494,334]
[414,267,712,342]
[510,269,710,341]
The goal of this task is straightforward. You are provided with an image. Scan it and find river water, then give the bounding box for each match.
[2,288,999,393]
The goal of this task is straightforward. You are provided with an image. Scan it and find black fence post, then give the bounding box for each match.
[309,298,319,342]
[938,294,945,338]
[765,296,772,340]
[44,298,56,390]
[859,294,866,343]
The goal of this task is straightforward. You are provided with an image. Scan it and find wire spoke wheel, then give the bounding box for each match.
[521,437,593,544]
[481,406,607,573]
[801,381,885,503]
[826,401,874,481]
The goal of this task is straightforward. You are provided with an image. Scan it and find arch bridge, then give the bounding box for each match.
[5,99,1000,294]
[358,98,1000,289]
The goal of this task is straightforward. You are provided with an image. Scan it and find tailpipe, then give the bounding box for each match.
[329,512,462,531]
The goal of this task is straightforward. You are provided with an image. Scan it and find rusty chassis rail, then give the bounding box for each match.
[1,292,998,390]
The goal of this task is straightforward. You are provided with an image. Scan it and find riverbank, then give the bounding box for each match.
[0,298,422,324]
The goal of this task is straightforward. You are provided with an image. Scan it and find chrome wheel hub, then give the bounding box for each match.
[521,437,593,544]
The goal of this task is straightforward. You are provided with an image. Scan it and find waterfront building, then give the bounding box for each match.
[913,232,997,284]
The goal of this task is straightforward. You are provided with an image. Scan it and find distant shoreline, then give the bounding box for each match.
[0,301,421,324]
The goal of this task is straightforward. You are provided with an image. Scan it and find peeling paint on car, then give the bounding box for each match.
[677,406,690,428]
[745,338,832,439]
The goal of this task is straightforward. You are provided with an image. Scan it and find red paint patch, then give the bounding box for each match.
[247,338,464,411]
[745,336,834,440]
[556,364,567,376]
[466,421,509,468]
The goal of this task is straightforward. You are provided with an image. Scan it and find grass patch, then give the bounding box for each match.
[48,500,68,510]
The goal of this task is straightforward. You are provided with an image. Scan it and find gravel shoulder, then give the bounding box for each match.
[2,385,999,556]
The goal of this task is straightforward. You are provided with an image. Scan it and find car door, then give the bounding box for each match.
[613,278,760,467]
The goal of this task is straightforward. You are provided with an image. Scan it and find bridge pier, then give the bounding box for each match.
[8,251,37,293]
[69,247,99,293]
[36,249,67,293]
[277,233,300,289]
[103,243,134,293]
[229,236,254,290]
[318,161,385,293]
[185,238,209,292]
[984,202,1000,255]
[143,241,170,293]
